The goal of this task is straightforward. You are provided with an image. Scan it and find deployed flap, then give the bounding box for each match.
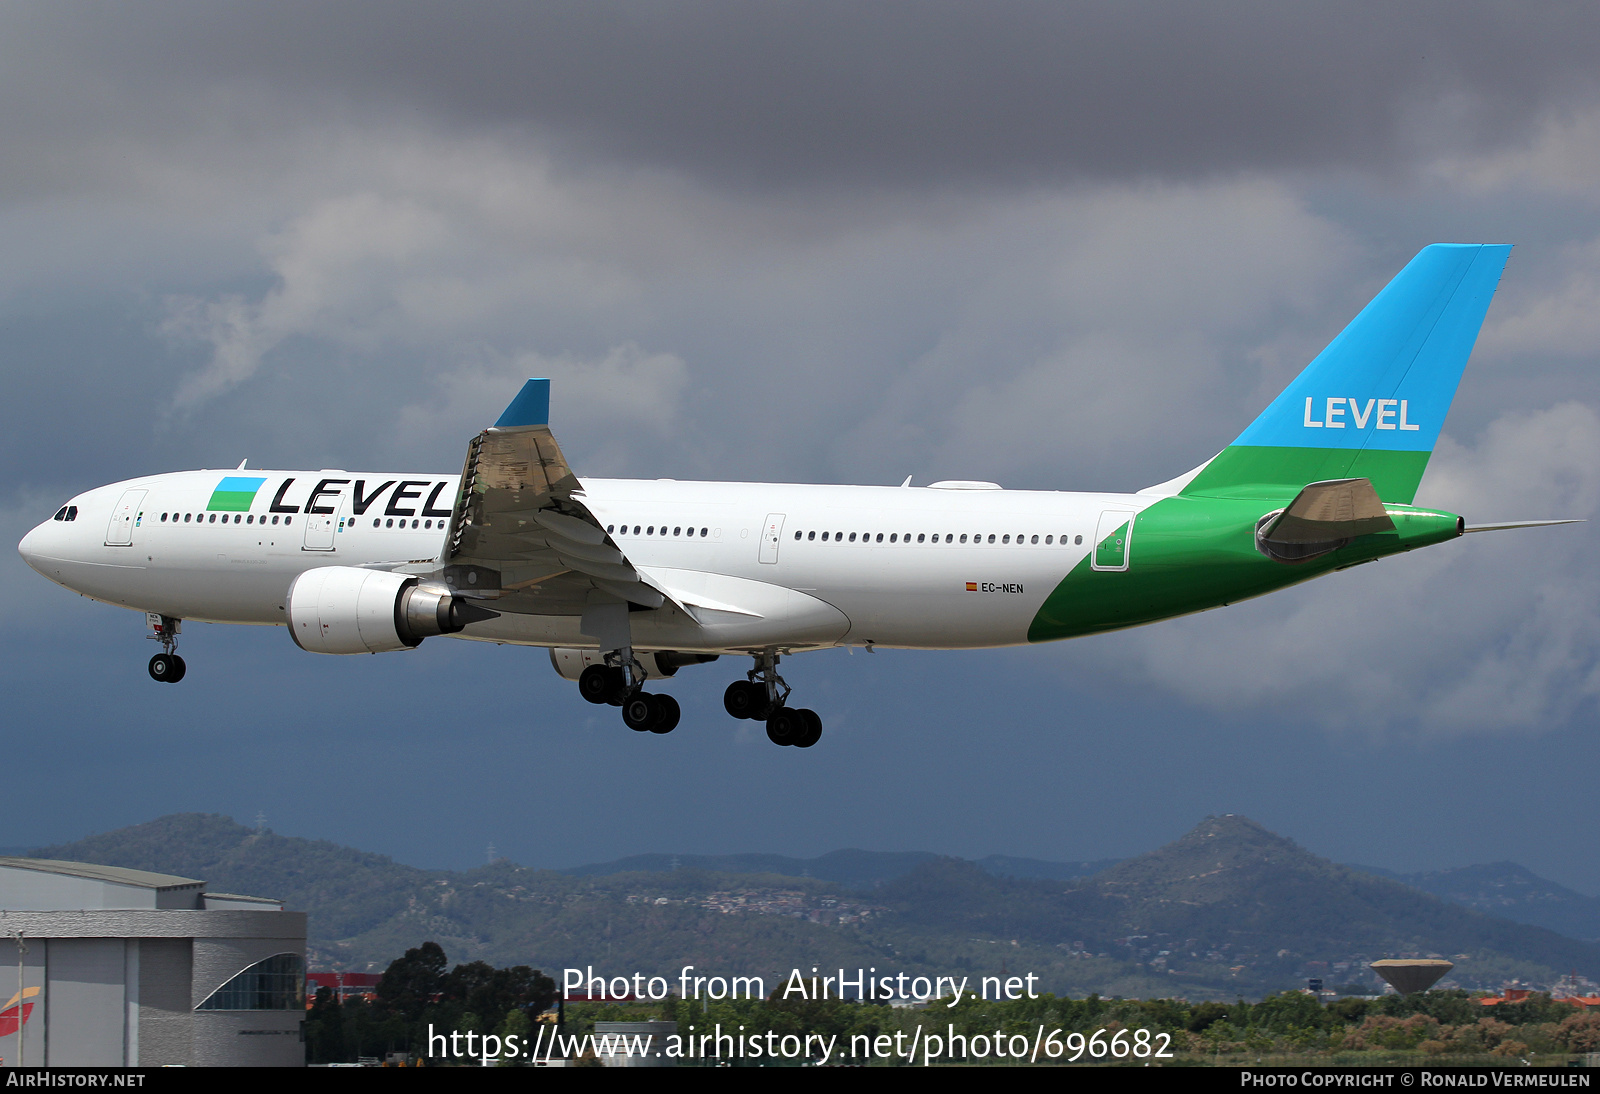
[1259,478,1395,545]
[439,379,672,615]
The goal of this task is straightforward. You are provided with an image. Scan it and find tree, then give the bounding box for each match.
[442,960,557,1030]
[376,941,448,1022]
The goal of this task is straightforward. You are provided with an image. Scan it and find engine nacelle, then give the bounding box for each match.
[548,648,718,681]
[287,566,492,654]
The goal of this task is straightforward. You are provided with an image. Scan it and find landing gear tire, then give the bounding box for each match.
[649,694,680,734]
[580,665,627,706]
[766,706,805,746]
[148,653,184,683]
[793,708,822,748]
[623,692,661,732]
[724,680,770,720]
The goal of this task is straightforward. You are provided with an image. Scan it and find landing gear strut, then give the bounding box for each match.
[578,661,680,734]
[145,614,185,683]
[723,649,822,747]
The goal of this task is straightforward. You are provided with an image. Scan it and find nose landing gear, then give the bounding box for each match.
[148,652,186,683]
[723,650,822,747]
[145,614,186,683]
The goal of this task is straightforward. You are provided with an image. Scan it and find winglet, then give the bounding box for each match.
[494,378,551,429]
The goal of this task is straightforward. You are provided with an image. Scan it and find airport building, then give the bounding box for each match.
[0,858,306,1067]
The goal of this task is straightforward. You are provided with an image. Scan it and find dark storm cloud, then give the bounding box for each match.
[8,1,1600,187]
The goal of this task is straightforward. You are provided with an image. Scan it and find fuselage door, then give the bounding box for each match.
[302,492,344,552]
[759,513,786,564]
[1090,509,1134,572]
[104,489,147,547]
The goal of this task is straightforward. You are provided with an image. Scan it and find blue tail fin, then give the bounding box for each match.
[1183,243,1511,503]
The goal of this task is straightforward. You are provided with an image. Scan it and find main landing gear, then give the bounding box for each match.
[723,650,822,748]
[577,663,681,734]
[145,614,186,683]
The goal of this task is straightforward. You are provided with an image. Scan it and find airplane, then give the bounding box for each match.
[18,243,1577,748]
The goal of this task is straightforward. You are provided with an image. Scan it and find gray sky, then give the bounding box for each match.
[4,3,1600,895]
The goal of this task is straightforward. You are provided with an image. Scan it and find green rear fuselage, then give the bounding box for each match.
[1027,491,1461,643]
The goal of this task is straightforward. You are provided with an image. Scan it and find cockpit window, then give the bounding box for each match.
[53,506,68,521]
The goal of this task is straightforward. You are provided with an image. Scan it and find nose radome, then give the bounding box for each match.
[18,522,46,571]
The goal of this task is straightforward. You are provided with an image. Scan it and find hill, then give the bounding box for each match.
[560,849,1118,887]
[1354,861,1600,944]
[28,813,1600,998]
[875,815,1600,993]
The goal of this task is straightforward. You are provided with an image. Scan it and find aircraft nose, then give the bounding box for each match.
[18,520,51,572]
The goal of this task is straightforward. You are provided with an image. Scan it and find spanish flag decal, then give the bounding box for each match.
[965,582,977,591]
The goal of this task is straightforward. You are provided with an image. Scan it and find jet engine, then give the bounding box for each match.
[549,648,718,681]
[287,566,497,654]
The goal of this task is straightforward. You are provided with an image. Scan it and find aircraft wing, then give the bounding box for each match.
[437,379,667,614]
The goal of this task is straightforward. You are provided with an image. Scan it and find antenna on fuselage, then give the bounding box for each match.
[236,459,249,470]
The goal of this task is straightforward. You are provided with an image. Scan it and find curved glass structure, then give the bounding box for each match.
[195,953,305,1011]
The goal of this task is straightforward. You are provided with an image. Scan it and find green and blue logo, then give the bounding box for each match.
[207,476,267,512]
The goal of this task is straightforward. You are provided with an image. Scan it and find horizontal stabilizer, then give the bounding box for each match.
[1463,519,1584,534]
[1259,478,1395,544]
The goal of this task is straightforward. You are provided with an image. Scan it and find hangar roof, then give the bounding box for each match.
[0,857,203,890]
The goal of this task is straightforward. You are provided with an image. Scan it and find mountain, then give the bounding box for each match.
[874,815,1600,990]
[560,849,1118,887]
[26,813,1600,998]
[1353,862,1600,944]
[559,850,943,887]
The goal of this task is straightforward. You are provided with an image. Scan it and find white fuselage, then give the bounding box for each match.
[20,469,1156,653]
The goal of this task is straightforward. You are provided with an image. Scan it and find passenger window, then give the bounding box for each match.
[606,524,615,533]
[1002,534,1010,544]
[875,533,883,543]
[1074,534,1082,544]
[1045,535,1053,544]
[848,532,857,542]
[284,516,292,526]
[808,531,815,540]
[822,532,829,541]
[959,534,967,543]
[889,533,897,543]
[987,534,995,544]
[1031,534,1038,544]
